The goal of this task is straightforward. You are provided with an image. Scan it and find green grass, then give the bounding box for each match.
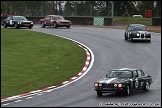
[1,28,86,98]
[113,16,152,25]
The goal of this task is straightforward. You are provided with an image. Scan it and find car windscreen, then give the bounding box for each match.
[106,70,132,78]
[13,16,27,21]
[53,16,65,20]
[132,25,147,31]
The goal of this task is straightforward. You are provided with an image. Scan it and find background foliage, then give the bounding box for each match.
[1,1,161,17]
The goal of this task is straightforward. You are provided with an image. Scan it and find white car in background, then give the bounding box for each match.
[133,15,143,18]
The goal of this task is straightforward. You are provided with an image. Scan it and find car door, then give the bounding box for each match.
[43,15,50,25]
[9,16,15,26]
[125,25,131,37]
[136,70,146,89]
[132,70,141,89]
[135,70,148,89]
[46,15,51,25]
[49,16,53,24]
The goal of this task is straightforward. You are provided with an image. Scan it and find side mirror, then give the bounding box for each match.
[135,75,138,77]
[147,75,151,77]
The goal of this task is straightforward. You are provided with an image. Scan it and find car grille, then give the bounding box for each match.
[102,83,114,89]
[22,22,31,24]
[141,34,144,38]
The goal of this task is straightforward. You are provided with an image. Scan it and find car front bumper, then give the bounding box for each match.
[94,86,127,93]
[132,37,151,40]
[18,24,33,27]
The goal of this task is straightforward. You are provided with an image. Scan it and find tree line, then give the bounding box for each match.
[1,1,161,17]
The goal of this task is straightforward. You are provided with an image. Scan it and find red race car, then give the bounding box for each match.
[39,15,72,28]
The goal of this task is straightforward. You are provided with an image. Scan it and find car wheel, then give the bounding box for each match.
[124,33,128,40]
[15,23,19,29]
[147,40,151,43]
[29,27,32,29]
[130,36,133,42]
[53,23,57,28]
[3,22,7,28]
[97,91,102,96]
[143,81,150,91]
[41,23,45,28]
[67,25,70,28]
[124,85,130,95]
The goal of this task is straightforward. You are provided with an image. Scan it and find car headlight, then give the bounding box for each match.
[114,84,117,87]
[118,84,122,87]
[146,32,150,35]
[137,33,140,36]
[17,22,22,24]
[31,22,33,24]
[94,83,98,87]
[99,83,102,86]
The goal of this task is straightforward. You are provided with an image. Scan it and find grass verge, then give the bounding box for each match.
[1,28,86,98]
[113,17,152,25]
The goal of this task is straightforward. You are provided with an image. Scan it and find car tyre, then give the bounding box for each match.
[29,27,32,29]
[124,33,128,40]
[3,22,7,28]
[53,22,57,28]
[15,23,19,29]
[130,36,133,42]
[147,40,151,43]
[41,23,45,28]
[67,25,70,28]
[143,81,150,91]
[97,91,102,97]
[124,85,130,96]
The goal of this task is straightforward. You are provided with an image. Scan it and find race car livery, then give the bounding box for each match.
[124,24,151,42]
[2,15,33,29]
[94,68,153,96]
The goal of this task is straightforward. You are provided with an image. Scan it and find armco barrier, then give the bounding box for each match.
[152,17,161,26]
[65,17,94,25]
[104,18,113,26]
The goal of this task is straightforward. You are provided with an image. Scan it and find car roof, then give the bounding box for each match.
[6,15,23,17]
[129,24,145,26]
[47,15,61,16]
[110,68,137,71]
[14,16,25,17]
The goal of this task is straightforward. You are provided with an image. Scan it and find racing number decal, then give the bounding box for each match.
[10,20,13,25]
[128,32,130,37]
[135,78,139,88]
[130,79,133,87]
[140,82,144,87]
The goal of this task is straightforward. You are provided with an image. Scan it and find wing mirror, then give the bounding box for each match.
[147,75,151,77]
[135,75,138,77]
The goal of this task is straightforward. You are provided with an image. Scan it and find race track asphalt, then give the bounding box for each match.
[1,25,161,107]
